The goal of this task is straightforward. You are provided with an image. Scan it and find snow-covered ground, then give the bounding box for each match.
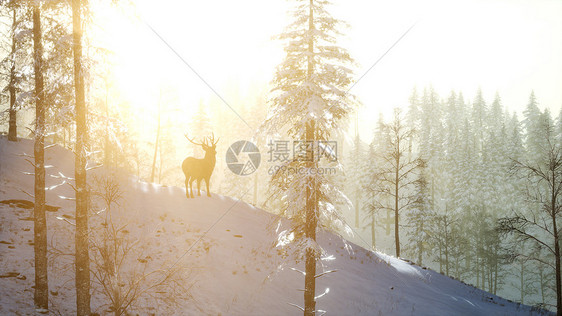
[0,136,552,315]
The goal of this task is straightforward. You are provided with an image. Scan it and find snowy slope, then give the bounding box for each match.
[0,136,552,315]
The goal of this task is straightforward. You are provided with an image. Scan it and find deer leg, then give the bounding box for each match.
[205,177,211,197]
[189,178,196,198]
[185,177,190,198]
[197,179,202,196]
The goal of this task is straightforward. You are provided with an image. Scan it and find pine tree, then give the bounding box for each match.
[557,108,562,148]
[4,1,21,141]
[472,88,487,151]
[71,0,91,313]
[264,0,355,313]
[375,113,394,237]
[440,90,464,273]
[522,91,544,164]
[365,112,392,251]
[407,87,420,132]
[41,1,74,148]
[347,133,365,227]
[419,86,445,214]
[489,92,504,133]
[405,168,430,265]
[31,1,48,311]
[431,210,455,275]
[364,141,379,248]
[507,112,524,160]
[1,1,34,142]
[541,108,555,143]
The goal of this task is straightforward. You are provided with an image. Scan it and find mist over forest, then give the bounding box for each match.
[1,0,561,314]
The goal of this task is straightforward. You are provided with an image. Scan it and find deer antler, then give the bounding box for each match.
[185,134,204,146]
[207,132,220,146]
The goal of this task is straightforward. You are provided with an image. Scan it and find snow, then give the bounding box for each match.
[0,136,552,315]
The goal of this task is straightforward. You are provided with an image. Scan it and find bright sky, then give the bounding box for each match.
[96,0,562,141]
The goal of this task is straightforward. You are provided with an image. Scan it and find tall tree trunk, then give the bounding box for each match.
[487,265,491,292]
[539,266,546,305]
[444,219,449,276]
[417,220,423,265]
[303,2,316,315]
[477,256,481,288]
[465,252,470,278]
[8,7,17,142]
[492,256,498,295]
[355,192,359,228]
[158,143,163,183]
[553,206,561,315]
[150,94,161,183]
[71,0,91,314]
[386,209,391,236]
[371,216,376,248]
[104,83,110,166]
[394,147,400,257]
[520,260,524,304]
[551,167,562,316]
[438,240,443,274]
[253,172,258,205]
[32,4,48,311]
[480,258,486,290]
[304,119,317,316]
[455,251,461,279]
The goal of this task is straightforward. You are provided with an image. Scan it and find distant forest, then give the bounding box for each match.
[345,87,560,309]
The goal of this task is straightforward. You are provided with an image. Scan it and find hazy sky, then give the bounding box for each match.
[103,0,562,140]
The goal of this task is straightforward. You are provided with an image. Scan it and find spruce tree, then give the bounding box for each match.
[489,92,504,132]
[522,91,543,164]
[264,0,355,313]
[472,88,487,151]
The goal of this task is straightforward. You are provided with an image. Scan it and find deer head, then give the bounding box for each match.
[185,133,219,157]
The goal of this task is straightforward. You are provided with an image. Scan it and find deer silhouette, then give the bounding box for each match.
[182,133,219,198]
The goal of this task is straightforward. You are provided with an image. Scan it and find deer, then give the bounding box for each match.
[182,133,219,198]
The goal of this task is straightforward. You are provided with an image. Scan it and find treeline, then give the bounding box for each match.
[345,86,561,309]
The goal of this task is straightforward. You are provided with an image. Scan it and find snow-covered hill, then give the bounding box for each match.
[0,136,552,315]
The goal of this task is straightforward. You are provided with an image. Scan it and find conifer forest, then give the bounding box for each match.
[0,0,561,315]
